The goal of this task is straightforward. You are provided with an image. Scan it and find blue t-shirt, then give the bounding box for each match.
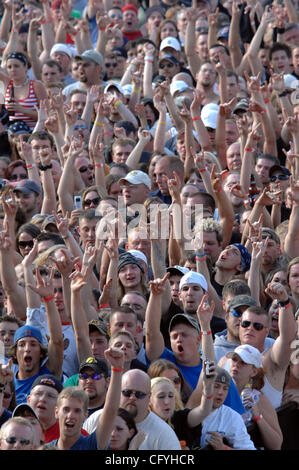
[14,364,55,404]
[48,431,99,450]
[146,348,245,415]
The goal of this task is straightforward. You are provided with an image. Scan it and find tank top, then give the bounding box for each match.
[5,79,39,129]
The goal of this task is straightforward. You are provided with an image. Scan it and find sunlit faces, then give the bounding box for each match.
[159,368,182,394]
[270,49,291,74]
[225,121,239,147]
[229,353,257,385]
[75,157,94,187]
[150,380,176,421]
[121,181,150,206]
[55,397,87,438]
[216,245,242,273]
[179,283,205,314]
[169,323,201,365]
[110,333,137,364]
[76,60,100,84]
[292,47,299,73]
[89,330,108,359]
[213,381,229,409]
[239,310,269,349]
[223,173,242,206]
[122,9,138,32]
[226,75,240,100]
[77,216,98,248]
[197,62,217,88]
[16,337,42,377]
[169,274,182,306]
[28,385,59,423]
[120,371,151,422]
[109,415,135,450]
[14,191,39,219]
[288,263,299,298]
[126,230,151,262]
[51,51,71,74]
[260,238,281,267]
[6,58,28,82]
[146,10,163,31]
[268,300,280,337]
[18,231,35,257]
[41,64,62,84]
[121,292,147,318]
[0,321,19,353]
[196,33,209,61]
[160,21,178,40]
[202,230,223,265]
[118,263,142,290]
[30,138,53,163]
[109,312,138,338]
[0,421,34,450]
[78,365,107,401]
[226,142,241,171]
[112,144,134,164]
[153,158,172,196]
[70,92,87,118]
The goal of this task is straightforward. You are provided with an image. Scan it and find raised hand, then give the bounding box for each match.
[27,266,56,299]
[196,292,215,328]
[149,272,170,296]
[265,281,289,303]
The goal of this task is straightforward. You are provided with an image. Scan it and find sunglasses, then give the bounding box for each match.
[3,392,12,399]
[18,240,34,249]
[9,174,27,181]
[270,174,289,182]
[105,63,117,68]
[109,13,122,18]
[74,124,88,131]
[122,389,148,399]
[84,197,101,206]
[159,62,175,69]
[2,436,31,446]
[231,308,243,318]
[79,165,93,173]
[54,287,63,294]
[240,320,265,331]
[79,372,103,380]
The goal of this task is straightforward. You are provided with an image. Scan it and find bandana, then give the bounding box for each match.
[7,52,28,66]
[232,243,251,273]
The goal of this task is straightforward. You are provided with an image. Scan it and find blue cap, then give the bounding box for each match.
[232,243,251,273]
[14,325,43,345]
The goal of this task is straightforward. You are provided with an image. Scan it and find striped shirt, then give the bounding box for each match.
[5,79,39,129]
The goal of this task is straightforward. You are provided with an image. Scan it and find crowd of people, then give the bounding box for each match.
[0,0,298,452]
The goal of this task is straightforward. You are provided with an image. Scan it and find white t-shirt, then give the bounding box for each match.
[200,405,256,450]
[83,409,181,450]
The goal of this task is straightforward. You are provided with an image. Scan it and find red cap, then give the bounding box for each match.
[122,4,138,15]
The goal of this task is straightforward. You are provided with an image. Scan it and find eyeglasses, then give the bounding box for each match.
[79,372,103,380]
[231,308,243,318]
[270,174,289,182]
[122,389,148,399]
[18,240,34,249]
[9,174,27,181]
[240,320,265,331]
[159,62,175,69]
[105,63,117,68]
[79,165,93,173]
[1,436,31,446]
[84,197,101,207]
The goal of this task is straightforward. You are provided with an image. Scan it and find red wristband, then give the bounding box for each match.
[201,330,212,335]
[99,304,110,309]
[43,295,54,302]
[111,367,124,372]
[199,168,206,173]
[192,116,201,121]
[264,99,270,104]
[215,187,222,193]
[244,147,253,152]
[252,414,263,422]
[204,394,214,399]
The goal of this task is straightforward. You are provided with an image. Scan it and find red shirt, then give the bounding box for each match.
[44,420,89,443]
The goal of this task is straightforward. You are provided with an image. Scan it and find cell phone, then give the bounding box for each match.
[205,360,211,377]
[74,195,82,210]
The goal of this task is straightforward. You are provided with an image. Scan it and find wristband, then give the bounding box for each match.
[26,164,36,169]
[195,252,206,258]
[252,414,263,422]
[132,87,141,93]
[244,147,253,152]
[145,56,153,61]
[278,90,290,97]
[225,446,231,450]
[293,201,299,208]
[99,303,110,309]
[244,199,250,206]
[203,394,214,399]
[103,132,112,136]
[99,27,106,31]
[158,121,166,125]
[192,116,201,121]
[39,163,52,171]
[113,99,121,109]
[278,298,290,307]
[95,121,104,127]
[280,302,291,310]
[277,27,285,34]
[196,255,207,261]
[199,168,206,173]
[94,163,104,168]
[215,187,222,193]
[41,19,48,24]
[43,295,55,302]
[111,367,124,372]
[264,99,271,104]
[201,330,212,335]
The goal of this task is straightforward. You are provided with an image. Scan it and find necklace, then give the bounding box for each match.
[13,77,29,88]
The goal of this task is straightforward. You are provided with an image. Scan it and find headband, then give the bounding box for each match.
[7,52,28,66]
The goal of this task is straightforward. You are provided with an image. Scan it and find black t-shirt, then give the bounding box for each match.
[171,408,202,449]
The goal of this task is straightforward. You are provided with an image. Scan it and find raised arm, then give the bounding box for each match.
[145,273,169,362]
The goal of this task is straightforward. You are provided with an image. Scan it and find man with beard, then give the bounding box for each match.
[62,50,106,99]
[13,180,42,223]
[83,368,181,450]
[78,357,109,417]
[259,228,282,276]
[196,62,219,105]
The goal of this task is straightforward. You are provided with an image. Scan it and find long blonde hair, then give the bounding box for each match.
[149,377,183,427]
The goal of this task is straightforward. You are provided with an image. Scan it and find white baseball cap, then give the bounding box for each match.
[201,103,219,129]
[227,344,263,368]
[104,81,125,96]
[50,43,73,58]
[160,37,181,52]
[170,80,193,96]
[119,170,151,190]
[127,249,148,266]
[179,271,208,291]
